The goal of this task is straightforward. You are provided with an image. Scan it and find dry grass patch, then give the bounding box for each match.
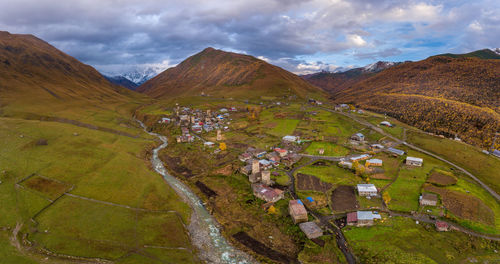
[427,170,457,186]
[21,175,72,200]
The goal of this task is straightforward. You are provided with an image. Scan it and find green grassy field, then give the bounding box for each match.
[305,142,350,156]
[0,114,194,263]
[386,149,447,212]
[268,119,300,137]
[344,216,500,264]
[297,164,362,186]
[406,130,500,194]
[298,237,345,263]
[32,195,191,260]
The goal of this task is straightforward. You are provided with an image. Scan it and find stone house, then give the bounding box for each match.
[289,200,308,224]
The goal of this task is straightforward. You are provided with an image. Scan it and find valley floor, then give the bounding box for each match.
[1,96,499,264]
[136,96,500,263]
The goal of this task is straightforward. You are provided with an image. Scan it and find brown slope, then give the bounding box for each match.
[0,31,135,104]
[137,47,324,99]
[332,56,500,147]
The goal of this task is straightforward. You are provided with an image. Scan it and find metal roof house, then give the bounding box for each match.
[347,211,381,226]
[366,159,383,167]
[406,156,423,166]
[420,193,438,206]
[351,133,365,141]
[357,184,378,196]
[350,154,371,162]
[387,147,405,156]
[380,121,392,127]
[282,135,299,142]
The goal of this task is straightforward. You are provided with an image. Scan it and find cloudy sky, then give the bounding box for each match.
[1,0,499,75]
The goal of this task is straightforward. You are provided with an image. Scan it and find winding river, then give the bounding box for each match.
[137,120,255,264]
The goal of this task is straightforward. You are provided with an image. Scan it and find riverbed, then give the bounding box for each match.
[137,120,255,264]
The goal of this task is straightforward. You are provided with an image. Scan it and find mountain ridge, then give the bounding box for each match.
[0,31,142,117]
[137,47,325,99]
[330,55,500,147]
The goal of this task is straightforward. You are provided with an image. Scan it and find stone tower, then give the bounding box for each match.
[217,129,222,141]
[261,170,271,185]
[252,159,260,175]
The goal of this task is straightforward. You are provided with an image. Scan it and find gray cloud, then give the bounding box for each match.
[354,48,403,60]
[0,0,498,74]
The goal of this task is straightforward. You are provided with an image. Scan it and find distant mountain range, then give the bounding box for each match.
[301,49,500,147]
[2,29,497,148]
[137,47,324,99]
[301,61,406,93]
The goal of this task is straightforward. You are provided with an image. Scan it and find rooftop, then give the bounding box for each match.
[407,156,423,162]
[387,147,405,155]
[299,222,323,237]
[289,200,307,215]
[357,211,382,221]
[421,192,438,202]
[357,184,377,192]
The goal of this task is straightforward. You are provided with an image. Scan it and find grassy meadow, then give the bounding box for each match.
[344,216,500,264]
[0,111,195,263]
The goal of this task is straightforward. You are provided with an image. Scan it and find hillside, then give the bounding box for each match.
[105,75,139,90]
[302,61,402,93]
[137,47,324,99]
[0,31,142,118]
[331,56,500,147]
[435,49,500,60]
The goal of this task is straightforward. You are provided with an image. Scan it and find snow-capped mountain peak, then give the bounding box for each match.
[120,67,164,85]
[493,48,500,56]
[363,61,396,72]
[99,61,173,86]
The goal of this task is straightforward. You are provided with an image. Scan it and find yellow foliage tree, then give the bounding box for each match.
[383,191,391,205]
[267,205,277,214]
[219,142,227,151]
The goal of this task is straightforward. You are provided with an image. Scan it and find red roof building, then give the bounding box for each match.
[346,212,358,224]
[435,221,449,232]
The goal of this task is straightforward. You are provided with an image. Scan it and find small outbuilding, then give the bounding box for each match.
[299,222,323,239]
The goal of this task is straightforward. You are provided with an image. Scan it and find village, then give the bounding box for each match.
[153,99,469,250]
